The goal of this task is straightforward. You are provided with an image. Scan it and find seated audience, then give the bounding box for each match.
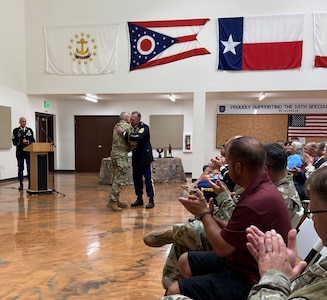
[314,140,326,167]
[162,136,292,300]
[183,144,235,201]
[276,139,285,147]
[186,143,232,187]
[263,143,302,220]
[284,141,292,156]
[287,141,307,199]
[305,140,326,176]
[319,143,327,169]
[287,141,303,169]
[301,141,317,175]
[246,165,327,299]
[303,141,318,164]
[290,141,326,199]
[314,141,326,168]
[147,142,301,291]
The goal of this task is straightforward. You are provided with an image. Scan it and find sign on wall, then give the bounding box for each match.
[0,105,12,149]
[217,103,327,114]
[216,103,327,147]
[150,115,183,149]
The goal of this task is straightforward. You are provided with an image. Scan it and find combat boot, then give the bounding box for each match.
[117,200,128,208]
[143,229,174,247]
[131,197,144,207]
[145,197,154,209]
[107,199,122,211]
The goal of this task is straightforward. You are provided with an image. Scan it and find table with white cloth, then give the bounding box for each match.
[98,157,186,185]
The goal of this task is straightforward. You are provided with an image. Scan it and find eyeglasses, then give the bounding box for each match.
[305,209,327,218]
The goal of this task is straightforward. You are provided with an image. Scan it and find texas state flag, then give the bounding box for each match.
[314,12,327,68]
[128,19,210,71]
[218,14,304,70]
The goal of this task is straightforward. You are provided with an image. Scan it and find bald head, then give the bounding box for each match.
[226,136,266,171]
[19,117,27,128]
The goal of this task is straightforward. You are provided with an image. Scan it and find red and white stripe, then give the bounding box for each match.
[288,114,327,137]
[314,12,327,68]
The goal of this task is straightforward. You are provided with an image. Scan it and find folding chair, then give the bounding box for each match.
[296,217,325,270]
[291,206,305,230]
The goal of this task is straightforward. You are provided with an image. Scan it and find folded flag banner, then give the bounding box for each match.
[44,24,120,75]
[314,12,327,68]
[128,19,210,71]
[218,14,304,70]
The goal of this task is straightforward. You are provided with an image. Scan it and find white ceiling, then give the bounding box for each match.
[29,90,327,102]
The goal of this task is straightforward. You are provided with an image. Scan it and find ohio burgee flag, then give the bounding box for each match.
[128,19,210,71]
[218,14,304,70]
[44,24,120,75]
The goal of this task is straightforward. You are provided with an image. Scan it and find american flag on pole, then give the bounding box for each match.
[288,114,327,138]
[128,19,210,71]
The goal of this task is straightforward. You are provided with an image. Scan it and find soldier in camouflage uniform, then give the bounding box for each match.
[107,112,136,211]
[246,165,327,300]
[158,252,327,300]
[147,142,302,290]
[264,143,302,221]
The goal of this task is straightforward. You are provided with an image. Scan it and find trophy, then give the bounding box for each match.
[168,143,173,157]
[157,148,163,158]
[164,147,167,158]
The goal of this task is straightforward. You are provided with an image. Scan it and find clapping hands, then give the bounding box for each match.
[246,225,307,279]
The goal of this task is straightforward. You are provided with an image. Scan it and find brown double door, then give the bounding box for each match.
[75,115,119,172]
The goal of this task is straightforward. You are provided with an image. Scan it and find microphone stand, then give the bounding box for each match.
[41,126,56,148]
[40,127,65,197]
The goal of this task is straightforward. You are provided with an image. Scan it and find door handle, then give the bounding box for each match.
[98,144,103,149]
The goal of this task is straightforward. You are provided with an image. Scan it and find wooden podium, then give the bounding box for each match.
[24,142,54,195]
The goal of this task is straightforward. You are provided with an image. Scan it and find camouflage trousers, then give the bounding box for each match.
[109,156,129,201]
[162,220,212,289]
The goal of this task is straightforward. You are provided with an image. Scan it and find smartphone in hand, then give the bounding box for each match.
[181,185,197,195]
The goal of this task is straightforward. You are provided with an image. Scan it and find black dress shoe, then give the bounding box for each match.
[145,201,154,209]
[131,198,144,207]
[18,183,23,190]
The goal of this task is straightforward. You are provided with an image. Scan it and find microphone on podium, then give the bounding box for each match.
[41,127,56,148]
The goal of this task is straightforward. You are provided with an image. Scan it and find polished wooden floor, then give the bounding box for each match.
[0,173,192,300]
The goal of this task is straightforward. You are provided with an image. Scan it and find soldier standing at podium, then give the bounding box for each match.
[12,117,35,190]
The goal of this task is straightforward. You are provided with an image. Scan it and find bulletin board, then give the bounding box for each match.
[216,114,288,147]
[0,105,12,149]
[150,115,183,149]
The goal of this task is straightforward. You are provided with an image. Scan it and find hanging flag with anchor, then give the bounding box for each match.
[44,24,120,74]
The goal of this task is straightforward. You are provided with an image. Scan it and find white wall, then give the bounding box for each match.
[55,98,194,171]
[0,0,26,180]
[25,0,327,94]
[0,93,59,180]
[0,88,31,180]
[1,0,327,180]
[22,0,327,179]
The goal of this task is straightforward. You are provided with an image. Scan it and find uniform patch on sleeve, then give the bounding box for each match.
[138,128,144,134]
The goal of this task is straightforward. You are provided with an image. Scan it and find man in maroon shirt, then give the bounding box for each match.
[165,136,292,300]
